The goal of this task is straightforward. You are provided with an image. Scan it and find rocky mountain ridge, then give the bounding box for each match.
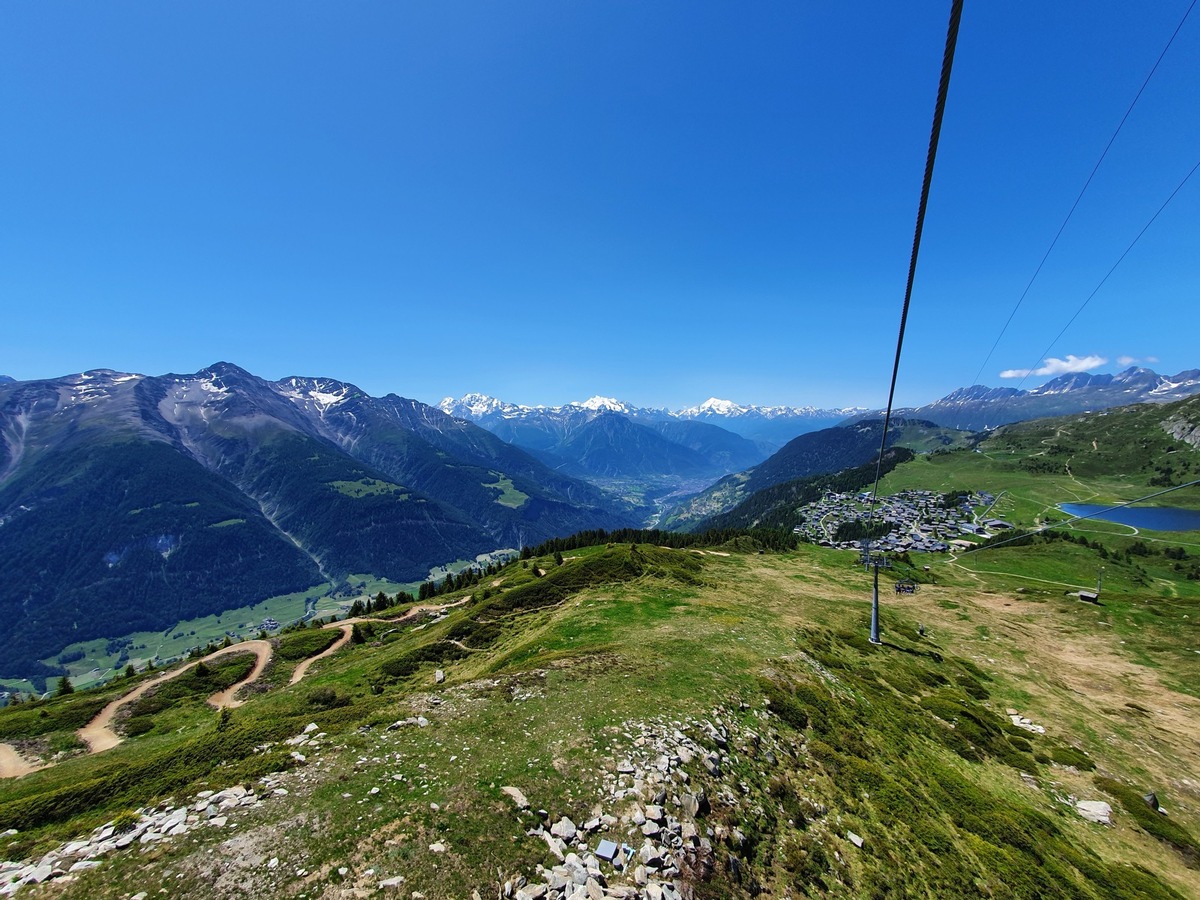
[864,366,1200,431]
[0,364,631,681]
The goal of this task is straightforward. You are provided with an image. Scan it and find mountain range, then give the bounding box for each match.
[854,366,1200,431]
[0,364,630,679]
[439,393,864,450]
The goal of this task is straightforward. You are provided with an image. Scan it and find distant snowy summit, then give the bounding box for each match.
[676,397,866,421]
[438,392,862,423]
[438,393,865,448]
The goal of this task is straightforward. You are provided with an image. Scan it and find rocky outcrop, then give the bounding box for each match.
[1163,413,1200,450]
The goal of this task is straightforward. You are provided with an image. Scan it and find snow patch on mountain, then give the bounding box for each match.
[577,396,630,413]
[273,378,354,414]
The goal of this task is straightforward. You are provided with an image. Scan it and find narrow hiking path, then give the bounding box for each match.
[77,641,273,754]
[205,641,275,709]
[0,742,43,779]
[289,624,353,685]
[12,596,477,769]
[288,597,474,683]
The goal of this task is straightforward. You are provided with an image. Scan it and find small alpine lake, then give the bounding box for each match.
[1060,502,1200,532]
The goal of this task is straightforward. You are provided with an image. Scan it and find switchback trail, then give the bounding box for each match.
[289,596,473,685]
[13,596,476,769]
[77,641,273,754]
[289,624,353,685]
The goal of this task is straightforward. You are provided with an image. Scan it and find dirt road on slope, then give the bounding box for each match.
[205,641,274,709]
[0,742,44,779]
[289,624,353,685]
[78,641,273,753]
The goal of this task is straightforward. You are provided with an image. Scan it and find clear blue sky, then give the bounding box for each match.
[2,2,1197,410]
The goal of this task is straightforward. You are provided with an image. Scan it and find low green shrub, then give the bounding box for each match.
[1095,777,1200,866]
[276,629,341,662]
[1049,745,1095,771]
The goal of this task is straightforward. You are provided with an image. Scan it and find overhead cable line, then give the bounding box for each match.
[868,0,963,511]
[968,0,1198,390]
[956,478,1200,557]
[863,0,964,645]
[998,155,1200,400]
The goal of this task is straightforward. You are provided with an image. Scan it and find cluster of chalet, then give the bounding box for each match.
[794,489,1013,553]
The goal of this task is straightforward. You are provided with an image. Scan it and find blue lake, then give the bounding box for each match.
[1059,503,1200,532]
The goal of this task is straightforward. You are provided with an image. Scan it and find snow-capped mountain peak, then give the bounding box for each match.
[437,393,530,419]
[575,396,630,413]
[695,397,746,416]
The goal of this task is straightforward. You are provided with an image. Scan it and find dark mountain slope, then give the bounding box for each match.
[271,379,633,547]
[664,421,897,530]
[550,414,714,480]
[0,437,321,679]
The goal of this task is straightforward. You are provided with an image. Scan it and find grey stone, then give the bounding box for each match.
[434,670,445,684]
[847,831,864,848]
[638,842,662,867]
[380,875,406,889]
[25,864,55,884]
[1076,800,1113,825]
[551,817,577,841]
[502,786,531,810]
[542,833,566,861]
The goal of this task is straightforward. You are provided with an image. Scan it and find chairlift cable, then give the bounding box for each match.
[860,0,964,645]
[968,0,1198,392]
[997,155,1200,401]
[867,0,964,518]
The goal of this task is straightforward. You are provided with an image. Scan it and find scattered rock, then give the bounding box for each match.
[550,816,577,842]
[1076,800,1113,825]
[501,786,531,810]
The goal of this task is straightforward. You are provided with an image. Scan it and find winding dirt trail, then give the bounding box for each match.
[0,742,43,779]
[289,624,353,685]
[286,598,473,684]
[16,596,476,768]
[77,641,273,754]
[205,641,274,709]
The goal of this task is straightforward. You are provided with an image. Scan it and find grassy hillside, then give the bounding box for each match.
[2,534,1199,898]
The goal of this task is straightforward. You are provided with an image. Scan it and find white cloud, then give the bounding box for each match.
[999,354,1107,379]
[1117,354,1159,367]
